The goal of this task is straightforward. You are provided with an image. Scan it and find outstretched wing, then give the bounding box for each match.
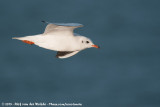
[56,51,79,58]
[43,21,83,36]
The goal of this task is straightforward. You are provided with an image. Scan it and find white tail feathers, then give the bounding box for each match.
[12,34,41,41]
[12,36,32,40]
[12,37,23,40]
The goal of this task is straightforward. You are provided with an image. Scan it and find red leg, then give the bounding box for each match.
[22,40,34,45]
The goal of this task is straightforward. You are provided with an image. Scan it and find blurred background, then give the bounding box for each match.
[0,0,160,107]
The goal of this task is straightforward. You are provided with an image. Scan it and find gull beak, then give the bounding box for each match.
[91,45,100,48]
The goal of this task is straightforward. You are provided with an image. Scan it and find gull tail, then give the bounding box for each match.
[12,34,41,41]
[12,36,35,45]
[12,37,26,40]
[12,35,41,45]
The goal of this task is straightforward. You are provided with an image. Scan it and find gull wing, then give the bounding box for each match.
[56,51,79,58]
[43,22,83,36]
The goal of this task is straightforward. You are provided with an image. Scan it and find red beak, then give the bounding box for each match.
[91,45,100,48]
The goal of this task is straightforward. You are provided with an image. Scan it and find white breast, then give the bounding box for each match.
[34,34,80,51]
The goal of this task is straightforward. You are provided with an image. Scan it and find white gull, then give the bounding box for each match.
[12,21,100,58]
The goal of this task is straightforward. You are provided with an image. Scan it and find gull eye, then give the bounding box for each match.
[86,41,89,43]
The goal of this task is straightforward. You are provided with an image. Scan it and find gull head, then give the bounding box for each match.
[76,36,100,50]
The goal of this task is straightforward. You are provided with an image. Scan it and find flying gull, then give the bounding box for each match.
[12,21,100,58]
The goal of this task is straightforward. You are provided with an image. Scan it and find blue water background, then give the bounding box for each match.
[0,0,160,107]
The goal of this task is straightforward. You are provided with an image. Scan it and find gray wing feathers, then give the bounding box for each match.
[44,24,57,34]
[43,23,83,35]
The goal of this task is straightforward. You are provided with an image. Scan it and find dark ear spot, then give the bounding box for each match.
[86,41,89,43]
[82,41,84,43]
